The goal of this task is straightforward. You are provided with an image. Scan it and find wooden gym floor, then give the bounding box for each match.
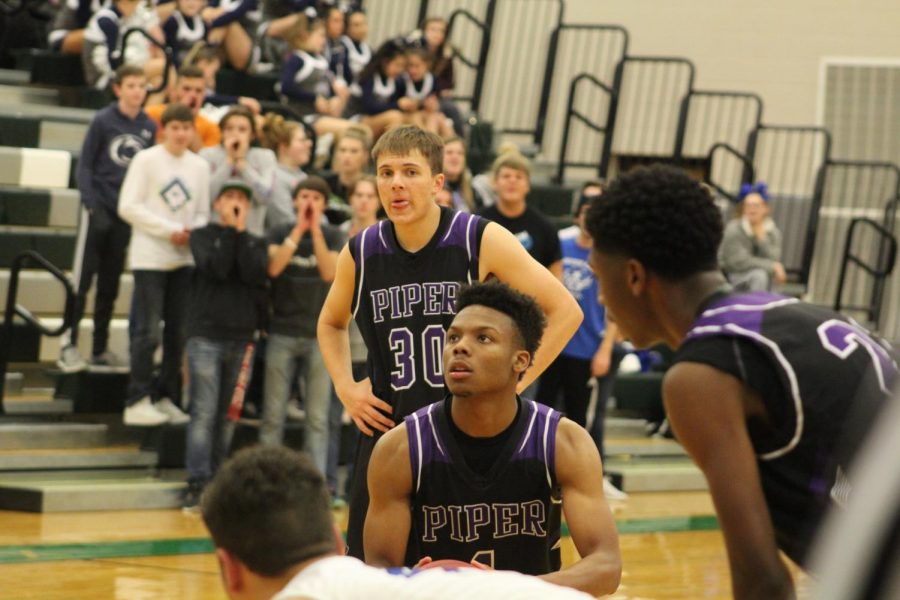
[0,490,813,599]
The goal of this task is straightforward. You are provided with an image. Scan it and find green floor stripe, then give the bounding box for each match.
[0,516,719,565]
[0,538,213,564]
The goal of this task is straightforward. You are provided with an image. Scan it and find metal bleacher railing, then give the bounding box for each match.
[0,250,75,415]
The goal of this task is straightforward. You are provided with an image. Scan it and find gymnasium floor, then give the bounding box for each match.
[0,490,813,599]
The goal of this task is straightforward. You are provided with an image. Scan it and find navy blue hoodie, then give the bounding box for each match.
[77,102,156,213]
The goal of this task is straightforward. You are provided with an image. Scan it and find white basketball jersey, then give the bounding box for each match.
[271,556,593,600]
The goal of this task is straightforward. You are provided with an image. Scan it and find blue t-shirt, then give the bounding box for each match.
[560,235,606,360]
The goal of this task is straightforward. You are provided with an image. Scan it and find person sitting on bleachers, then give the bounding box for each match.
[47,0,104,55]
[407,16,463,135]
[401,47,454,138]
[81,0,167,90]
[719,181,786,291]
[200,105,277,237]
[259,112,312,229]
[441,135,483,212]
[145,65,222,151]
[322,3,350,83]
[58,64,158,373]
[340,7,371,86]
[159,0,255,71]
[279,13,356,140]
[323,123,370,204]
[351,40,416,139]
[257,0,317,69]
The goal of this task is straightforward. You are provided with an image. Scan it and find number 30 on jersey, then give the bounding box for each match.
[389,325,446,390]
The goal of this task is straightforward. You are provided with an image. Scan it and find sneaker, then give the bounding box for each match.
[182,481,204,514]
[89,350,127,372]
[603,477,629,502]
[57,344,87,373]
[286,399,306,422]
[124,397,169,426]
[156,398,190,425]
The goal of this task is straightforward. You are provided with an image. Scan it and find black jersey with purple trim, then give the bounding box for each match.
[675,290,898,564]
[349,207,487,421]
[405,398,563,575]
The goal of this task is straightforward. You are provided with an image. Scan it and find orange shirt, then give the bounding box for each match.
[144,104,221,148]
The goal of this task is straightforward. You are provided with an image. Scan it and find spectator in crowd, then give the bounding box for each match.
[82,0,166,90]
[201,445,595,600]
[261,176,344,481]
[161,0,211,68]
[478,148,561,277]
[323,123,371,202]
[59,65,158,373]
[325,174,379,502]
[257,0,316,69]
[323,3,350,84]
[535,184,628,501]
[441,136,481,212]
[200,105,277,236]
[188,45,262,113]
[48,0,104,55]
[182,179,269,511]
[145,65,222,150]
[280,14,356,140]
[402,47,453,138]
[719,182,786,291]
[117,103,210,426]
[341,7,371,84]
[159,0,256,70]
[259,113,312,229]
[409,16,463,135]
[353,40,416,139]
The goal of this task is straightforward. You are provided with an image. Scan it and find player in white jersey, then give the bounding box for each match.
[201,445,593,600]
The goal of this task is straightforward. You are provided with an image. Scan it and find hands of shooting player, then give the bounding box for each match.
[337,377,394,436]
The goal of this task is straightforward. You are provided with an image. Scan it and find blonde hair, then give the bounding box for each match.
[259,112,302,153]
[491,143,530,179]
[285,14,323,51]
[340,123,373,151]
[443,136,476,212]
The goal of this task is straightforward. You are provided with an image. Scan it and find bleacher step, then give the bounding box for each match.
[0,478,184,512]
[0,446,156,471]
[1,396,73,416]
[0,84,59,107]
[605,438,686,460]
[606,460,707,493]
[3,372,23,396]
[0,270,132,318]
[0,69,30,86]
[0,422,107,450]
[605,417,653,438]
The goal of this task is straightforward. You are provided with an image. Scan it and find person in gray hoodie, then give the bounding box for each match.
[719,182,785,292]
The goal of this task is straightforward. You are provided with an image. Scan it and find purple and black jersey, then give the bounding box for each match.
[405,398,563,574]
[676,291,898,564]
[349,207,486,421]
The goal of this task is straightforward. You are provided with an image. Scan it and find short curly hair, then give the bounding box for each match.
[585,164,723,280]
[455,281,546,359]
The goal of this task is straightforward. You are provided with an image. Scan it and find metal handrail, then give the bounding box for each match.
[121,27,173,95]
[556,72,616,183]
[446,6,493,109]
[0,251,76,414]
[704,142,755,201]
[833,215,898,326]
[673,89,764,161]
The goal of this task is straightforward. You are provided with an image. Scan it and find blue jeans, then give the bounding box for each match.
[185,336,251,486]
[261,333,331,475]
[326,361,366,495]
[127,268,191,406]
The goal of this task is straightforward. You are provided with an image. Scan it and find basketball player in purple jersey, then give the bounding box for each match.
[317,126,582,560]
[586,164,898,600]
[365,281,620,597]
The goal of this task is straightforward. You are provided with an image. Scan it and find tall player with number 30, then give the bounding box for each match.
[318,126,582,561]
[585,164,898,600]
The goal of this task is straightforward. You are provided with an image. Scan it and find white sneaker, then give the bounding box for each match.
[57,344,87,373]
[124,397,169,426]
[603,477,629,501]
[156,398,190,425]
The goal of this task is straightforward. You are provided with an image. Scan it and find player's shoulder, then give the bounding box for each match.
[372,423,411,463]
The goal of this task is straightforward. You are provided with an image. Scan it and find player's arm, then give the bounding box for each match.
[317,245,394,435]
[479,222,583,392]
[663,361,795,600]
[541,418,621,596]
[364,425,413,567]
